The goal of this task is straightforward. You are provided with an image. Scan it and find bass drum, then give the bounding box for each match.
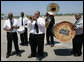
[54,21,76,43]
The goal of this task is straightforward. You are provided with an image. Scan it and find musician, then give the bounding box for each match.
[18,12,28,46]
[72,14,83,56]
[3,13,21,58]
[45,12,55,47]
[27,11,45,60]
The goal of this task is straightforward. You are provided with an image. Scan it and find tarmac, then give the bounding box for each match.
[1,16,83,61]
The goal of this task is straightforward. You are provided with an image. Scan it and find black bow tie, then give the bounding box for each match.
[75,19,81,24]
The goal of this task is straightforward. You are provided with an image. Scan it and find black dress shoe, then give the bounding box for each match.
[24,44,28,46]
[51,44,54,47]
[20,43,28,46]
[20,43,24,46]
[16,53,21,57]
[45,43,50,45]
[28,55,36,58]
[6,54,10,58]
[74,54,81,57]
[37,56,43,61]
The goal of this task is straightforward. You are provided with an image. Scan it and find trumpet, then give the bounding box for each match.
[28,16,37,22]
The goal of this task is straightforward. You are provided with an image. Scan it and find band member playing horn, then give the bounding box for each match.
[72,14,83,57]
[27,11,45,60]
[18,12,29,46]
[3,13,21,58]
[45,3,59,47]
[45,12,55,47]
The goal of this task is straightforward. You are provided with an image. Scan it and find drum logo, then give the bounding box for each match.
[59,28,70,36]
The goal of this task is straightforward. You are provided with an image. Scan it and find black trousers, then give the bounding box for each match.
[72,34,83,55]
[20,27,28,44]
[29,33,45,56]
[7,32,20,55]
[46,28,54,45]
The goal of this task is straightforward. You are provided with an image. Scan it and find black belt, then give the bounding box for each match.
[76,34,83,36]
[30,33,45,36]
[7,32,17,34]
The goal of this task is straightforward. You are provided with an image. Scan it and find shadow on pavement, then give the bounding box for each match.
[36,52,48,58]
[45,41,60,45]
[54,48,73,56]
[43,52,48,58]
[35,52,48,61]
[36,51,48,61]
[10,50,25,56]
[54,41,60,44]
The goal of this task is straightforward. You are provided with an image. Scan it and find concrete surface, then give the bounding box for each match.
[1,16,83,61]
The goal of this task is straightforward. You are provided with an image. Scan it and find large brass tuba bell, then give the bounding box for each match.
[45,3,60,28]
[47,3,60,15]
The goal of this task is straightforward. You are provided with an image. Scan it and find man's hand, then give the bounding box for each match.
[70,24,76,30]
[55,23,59,26]
[4,28,12,31]
[32,16,37,21]
[30,19,33,22]
[11,25,19,29]
[13,26,19,29]
[46,21,50,24]
[25,24,27,26]
[45,21,50,28]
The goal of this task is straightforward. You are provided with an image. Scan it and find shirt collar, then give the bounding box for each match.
[21,17,24,19]
[37,17,40,20]
[8,18,14,21]
[77,18,82,21]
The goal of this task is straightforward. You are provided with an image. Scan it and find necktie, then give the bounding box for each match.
[35,21,39,33]
[22,17,23,26]
[10,20,13,30]
[75,19,80,24]
[10,20,13,25]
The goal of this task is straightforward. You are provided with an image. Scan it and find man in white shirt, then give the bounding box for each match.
[72,14,83,57]
[18,12,28,46]
[27,11,45,60]
[3,13,21,58]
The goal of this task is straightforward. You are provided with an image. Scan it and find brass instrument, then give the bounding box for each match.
[28,16,37,22]
[46,3,60,28]
[47,3,60,15]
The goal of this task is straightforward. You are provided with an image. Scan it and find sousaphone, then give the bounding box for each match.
[45,3,60,28]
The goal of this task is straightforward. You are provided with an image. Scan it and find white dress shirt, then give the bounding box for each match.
[3,19,19,32]
[18,17,29,28]
[27,17,45,34]
[75,18,83,35]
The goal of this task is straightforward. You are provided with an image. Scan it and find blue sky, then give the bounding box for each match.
[1,1,83,16]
